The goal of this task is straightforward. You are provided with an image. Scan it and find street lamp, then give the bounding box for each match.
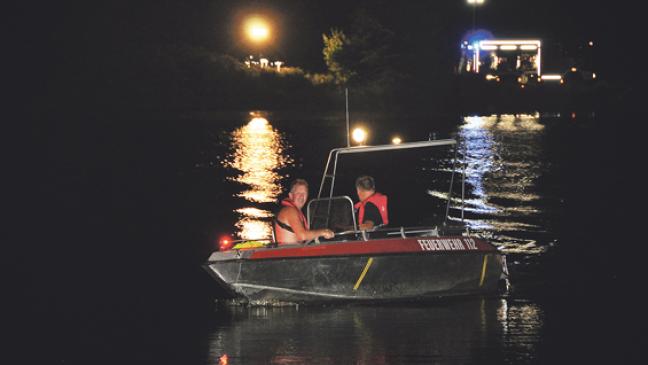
[467,0,485,31]
[244,16,270,44]
[243,15,271,65]
[352,127,368,145]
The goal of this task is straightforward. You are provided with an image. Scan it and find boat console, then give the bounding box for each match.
[307,194,469,244]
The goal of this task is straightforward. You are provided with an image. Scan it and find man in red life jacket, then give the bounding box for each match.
[275,179,335,244]
[355,175,389,230]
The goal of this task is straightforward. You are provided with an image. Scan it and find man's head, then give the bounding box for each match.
[288,179,309,209]
[355,175,375,201]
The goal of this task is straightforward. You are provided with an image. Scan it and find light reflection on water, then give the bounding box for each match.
[223,116,292,240]
[206,298,544,364]
[445,113,548,254]
[458,114,544,225]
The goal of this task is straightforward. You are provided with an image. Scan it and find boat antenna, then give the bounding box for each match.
[345,88,350,147]
[344,87,351,147]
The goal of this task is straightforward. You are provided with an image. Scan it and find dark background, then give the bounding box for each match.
[10,1,636,111]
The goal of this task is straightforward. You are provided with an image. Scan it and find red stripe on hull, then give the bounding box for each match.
[250,236,496,260]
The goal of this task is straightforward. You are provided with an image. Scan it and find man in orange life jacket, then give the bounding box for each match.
[275,179,335,244]
[355,175,389,230]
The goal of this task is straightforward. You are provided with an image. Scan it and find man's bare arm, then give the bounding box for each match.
[285,208,334,241]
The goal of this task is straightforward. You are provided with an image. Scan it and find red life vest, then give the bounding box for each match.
[354,192,389,226]
[279,198,309,230]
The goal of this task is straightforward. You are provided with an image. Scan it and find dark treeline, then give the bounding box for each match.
[17,1,630,116]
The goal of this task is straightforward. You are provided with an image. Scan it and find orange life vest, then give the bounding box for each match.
[276,198,309,232]
[354,192,389,226]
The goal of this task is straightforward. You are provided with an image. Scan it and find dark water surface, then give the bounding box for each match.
[17,110,639,364]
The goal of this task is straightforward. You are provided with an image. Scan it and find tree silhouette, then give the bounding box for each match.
[322,11,402,92]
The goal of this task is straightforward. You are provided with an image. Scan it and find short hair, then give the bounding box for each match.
[355,175,375,191]
[289,178,309,192]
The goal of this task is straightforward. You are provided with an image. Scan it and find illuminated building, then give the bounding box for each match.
[460,39,542,83]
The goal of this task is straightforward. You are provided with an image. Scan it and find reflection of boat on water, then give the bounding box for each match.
[207,298,530,364]
[204,139,509,304]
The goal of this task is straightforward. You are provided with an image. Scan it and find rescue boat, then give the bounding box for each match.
[204,139,509,304]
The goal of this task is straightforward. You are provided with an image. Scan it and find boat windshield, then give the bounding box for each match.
[316,139,462,229]
[307,196,357,232]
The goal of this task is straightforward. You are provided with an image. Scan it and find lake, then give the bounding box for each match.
[17,109,637,364]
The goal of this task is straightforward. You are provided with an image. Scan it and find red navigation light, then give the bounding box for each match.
[219,354,229,365]
[218,235,234,251]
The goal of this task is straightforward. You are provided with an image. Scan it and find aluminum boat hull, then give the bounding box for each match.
[204,236,508,304]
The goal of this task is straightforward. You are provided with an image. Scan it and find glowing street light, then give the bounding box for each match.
[241,15,272,69]
[352,127,367,145]
[392,136,402,145]
[244,16,270,44]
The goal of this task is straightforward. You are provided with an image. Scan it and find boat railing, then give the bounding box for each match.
[311,224,468,244]
[315,139,468,228]
[221,224,468,251]
[317,139,458,201]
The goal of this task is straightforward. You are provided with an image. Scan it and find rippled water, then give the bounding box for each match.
[207,299,545,364]
[222,116,292,240]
